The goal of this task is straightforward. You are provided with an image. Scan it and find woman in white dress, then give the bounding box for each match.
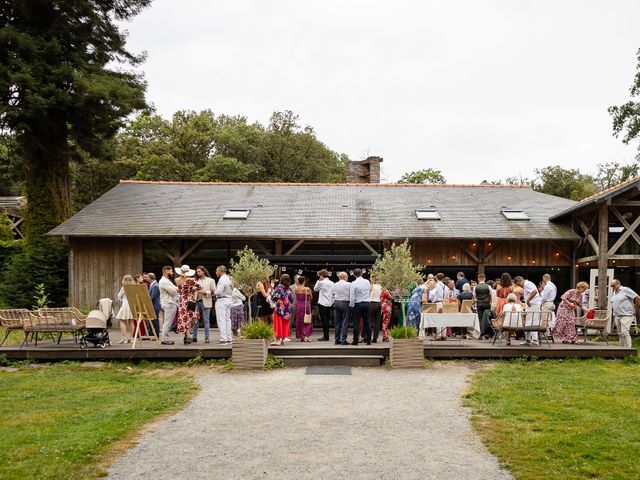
[115,275,135,343]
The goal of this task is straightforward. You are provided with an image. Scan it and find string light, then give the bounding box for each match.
[507,256,512,260]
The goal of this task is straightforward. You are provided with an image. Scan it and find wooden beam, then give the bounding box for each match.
[274,239,282,255]
[477,242,485,275]
[483,242,501,261]
[179,239,205,263]
[578,219,599,253]
[577,255,598,264]
[610,207,640,249]
[360,240,380,256]
[549,240,573,264]
[250,240,271,255]
[612,201,640,207]
[597,204,608,310]
[284,240,305,256]
[458,241,479,263]
[608,214,640,256]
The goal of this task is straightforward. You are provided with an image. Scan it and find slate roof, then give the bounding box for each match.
[550,176,640,221]
[48,181,579,240]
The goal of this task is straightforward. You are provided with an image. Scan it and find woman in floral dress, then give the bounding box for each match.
[554,281,589,344]
[271,274,294,345]
[175,265,202,345]
[380,288,393,342]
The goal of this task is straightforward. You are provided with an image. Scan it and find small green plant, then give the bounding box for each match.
[389,325,417,339]
[263,354,284,370]
[185,355,205,366]
[31,283,50,310]
[240,320,274,339]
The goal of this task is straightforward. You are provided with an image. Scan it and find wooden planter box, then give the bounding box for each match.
[232,338,268,369]
[390,337,424,368]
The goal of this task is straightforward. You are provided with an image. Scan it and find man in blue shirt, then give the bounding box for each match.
[455,272,469,293]
[349,268,372,345]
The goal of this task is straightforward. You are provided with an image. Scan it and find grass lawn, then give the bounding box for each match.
[465,357,640,480]
[0,362,199,480]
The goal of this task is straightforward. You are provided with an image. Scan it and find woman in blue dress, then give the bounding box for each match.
[406,281,429,329]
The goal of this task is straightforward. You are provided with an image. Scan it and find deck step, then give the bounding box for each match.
[281,355,384,367]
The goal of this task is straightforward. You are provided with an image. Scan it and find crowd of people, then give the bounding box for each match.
[114,265,638,349]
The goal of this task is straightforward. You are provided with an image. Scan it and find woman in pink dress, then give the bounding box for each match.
[294,275,313,342]
[175,265,201,345]
[554,281,589,344]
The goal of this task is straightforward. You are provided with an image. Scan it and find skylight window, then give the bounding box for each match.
[224,209,250,219]
[416,209,441,220]
[502,210,529,220]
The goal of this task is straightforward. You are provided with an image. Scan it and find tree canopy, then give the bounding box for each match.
[0,0,150,239]
[609,47,640,160]
[397,168,446,184]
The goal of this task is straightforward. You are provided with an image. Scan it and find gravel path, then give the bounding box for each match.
[107,365,511,480]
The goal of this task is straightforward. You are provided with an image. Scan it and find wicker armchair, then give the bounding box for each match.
[0,309,30,347]
[39,307,87,328]
[575,309,611,345]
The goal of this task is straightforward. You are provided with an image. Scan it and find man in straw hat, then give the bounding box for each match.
[314,269,334,341]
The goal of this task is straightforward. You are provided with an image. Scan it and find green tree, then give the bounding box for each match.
[609,47,640,160]
[370,241,424,324]
[135,153,193,182]
[229,247,274,320]
[0,0,150,240]
[532,166,597,200]
[193,155,251,182]
[594,161,639,190]
[397,168,446,184]
[0,133,24,196]
[0,212,14,241]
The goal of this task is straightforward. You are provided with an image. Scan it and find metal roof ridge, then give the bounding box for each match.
[118,180,533,189]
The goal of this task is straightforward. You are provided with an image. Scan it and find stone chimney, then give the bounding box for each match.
[346,156,383,184]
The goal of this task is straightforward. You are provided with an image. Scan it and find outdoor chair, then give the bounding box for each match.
[575,309,611,345]
[491,311,518,345]
[422,303,438,314]
[0,309,30,347]
[21,309,85,348]
[442,302,459,314]
[520,310,552,347]
[460,300,473,314]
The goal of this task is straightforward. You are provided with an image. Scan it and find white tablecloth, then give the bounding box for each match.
[420,313,480,339]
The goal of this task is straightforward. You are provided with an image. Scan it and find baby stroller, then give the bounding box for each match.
[80,298,113,348]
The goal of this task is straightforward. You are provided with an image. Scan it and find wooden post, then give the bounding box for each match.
[597,204,609,310]
[477,241,485,276]
[275,239,282,255]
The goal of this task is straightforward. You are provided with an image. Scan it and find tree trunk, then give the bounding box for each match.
[22,122,71,242]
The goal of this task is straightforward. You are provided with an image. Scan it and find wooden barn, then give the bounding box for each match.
[47,179,596,308]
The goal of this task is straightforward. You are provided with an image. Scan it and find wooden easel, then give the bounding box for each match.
[124,284,161,349]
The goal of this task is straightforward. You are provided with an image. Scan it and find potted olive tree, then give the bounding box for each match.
[229,246,274,321]
[371,241,424,368]
[233,320,274,369]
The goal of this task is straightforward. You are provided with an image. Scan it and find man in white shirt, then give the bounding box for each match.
[332,272,351,345]
[314,269,334,341]
[349,268,372,345]
[515,276,542,346]
[192,266,216,344]
[159,266,178,345]
[444,280,460,301]
[215,265,233,344]
[370,275,383,343]
[540,273,557,330]
[610,279,638,348]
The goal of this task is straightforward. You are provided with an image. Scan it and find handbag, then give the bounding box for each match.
[186,287,197,312]
[303,293,312,324]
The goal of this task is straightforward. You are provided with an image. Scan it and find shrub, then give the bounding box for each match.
[240,320,274,339]
[389,325,417,339]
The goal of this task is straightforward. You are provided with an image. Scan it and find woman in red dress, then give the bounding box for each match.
[380,288,393,342]
[270,274,294,346]
[175,265,201,345]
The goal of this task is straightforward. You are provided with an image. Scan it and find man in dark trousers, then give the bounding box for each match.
[349,268,372,345]
[474,274,492,339]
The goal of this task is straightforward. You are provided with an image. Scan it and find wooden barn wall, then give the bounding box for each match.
[409,239,573,267]
[69,238,142,308]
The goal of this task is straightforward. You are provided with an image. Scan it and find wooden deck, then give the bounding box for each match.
[1,328,635,365]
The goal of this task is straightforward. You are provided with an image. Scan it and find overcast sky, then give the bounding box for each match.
[124,0,640,183]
